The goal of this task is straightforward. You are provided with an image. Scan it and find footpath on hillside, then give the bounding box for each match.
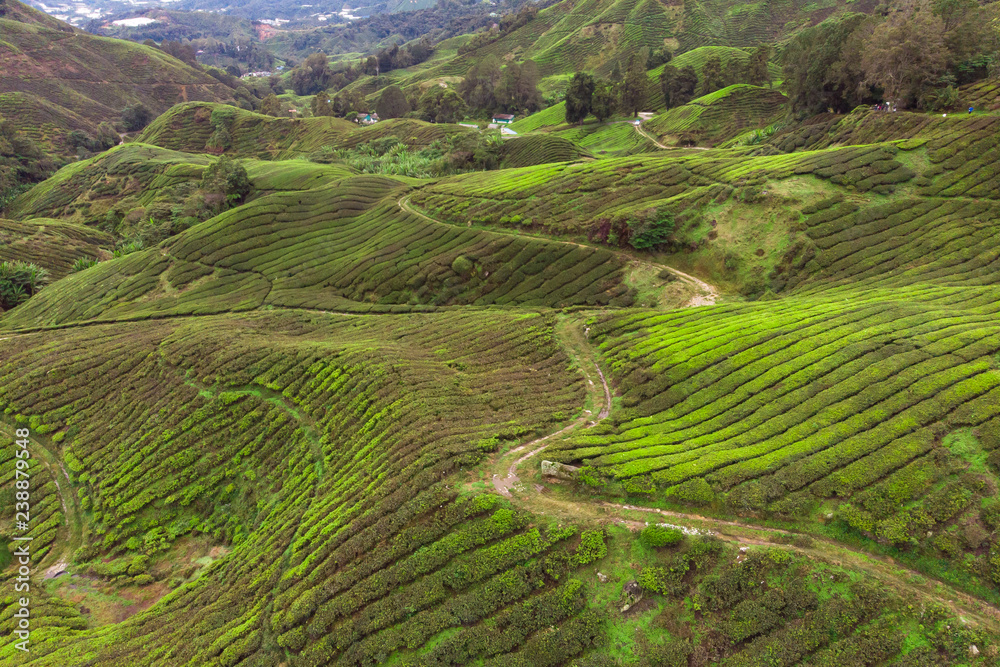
[481,314,1000,633]
[397,195,718,307]
[0,422,83,579]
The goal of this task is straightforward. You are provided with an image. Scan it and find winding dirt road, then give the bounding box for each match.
[482,322,1000,632]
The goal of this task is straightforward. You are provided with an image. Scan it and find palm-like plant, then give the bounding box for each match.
[0,260,49,309]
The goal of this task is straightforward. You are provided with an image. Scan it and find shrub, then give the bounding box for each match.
[113,240,145,258]
[629,208,676,250]
[201,156,252,207]
[639,526,684,548]
[573,530,607,565]
[666,478,715,506]
[72,257,100,272]
[452,255,475,275]
[0,260,48,309]
[121,103,153,131]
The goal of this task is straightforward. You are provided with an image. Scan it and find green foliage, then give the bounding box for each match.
[200,155,252,206]
[565,72,595,124]
[628,208,675,250]
[112,240,144,258]
[71,257,100,272]
[121,103,153,132]
[639,525,684,548]
[573,529,607,565]
[0,259,47,308]
[418,86,468,124]
[375,84,411,120]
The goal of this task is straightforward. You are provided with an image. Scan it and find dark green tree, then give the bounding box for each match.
[564,72,596,124]
[700,56,724,95]
[311,92,334,117]
[592,79,617,121]
[620,54,648,116]
[747,45,771,87]
[496,61,542,114]
[290,53,333,95]
[782,13,872,114]
[662,65,697,108]
[457,54,502,110]
[418,86,468,123]
[260,93,282,116]
[201,156,252,209]
[722,57,747,87]
[121,103,153,131]
[375,85,411,119]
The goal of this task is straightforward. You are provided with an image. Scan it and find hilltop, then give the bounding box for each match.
[0,0,235,158]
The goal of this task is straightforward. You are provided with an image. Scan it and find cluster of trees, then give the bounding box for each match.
[564,54,650,122]
[457,4,539,55]
[458,55,542,115]
[359,38,434,77]
[566,45,775,122]
[67,123,121,156]
[783,0,999,113]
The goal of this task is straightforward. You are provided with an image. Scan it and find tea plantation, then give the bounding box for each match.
[3,94,1000,666]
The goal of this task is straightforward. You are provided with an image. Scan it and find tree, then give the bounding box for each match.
[782,13,873,114]
[260,93,282,116]
[418,86,468,123]
[121,103,153,132]
[660,64,678,107]
[376,85,411,119]
[333,88,365,116]
[290,53,333,96]
[564,72,595,124]
[458,54,503,111]
[95,122,120,149]
[722,57,746,87]
[592,79,617,122]
[699,56,724,96]
[859,1,947,108]
[747,45,771,87]
[496,61,542,114]
[311,93,334,117]
[647,47,672,69]
[620,54,648,116]
[201,156,252,208]
[662,65,697,108]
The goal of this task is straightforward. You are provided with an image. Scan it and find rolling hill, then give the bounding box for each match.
[0,0,235,157]
[4,20,1000,663]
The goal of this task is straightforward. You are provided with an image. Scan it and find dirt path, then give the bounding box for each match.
[398,195,718,307]
[633,121,710,151]
[492,315,611,497]
[478,322,1000,632]
[0,423,83,578]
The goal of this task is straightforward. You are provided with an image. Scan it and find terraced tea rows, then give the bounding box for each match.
[643,85,787,147]
[0,309,606,665]
[2,173,633,328]
[0,218,111,278]
[501,135,593,168]
[138,103,473,159]
[550,290,1000,597]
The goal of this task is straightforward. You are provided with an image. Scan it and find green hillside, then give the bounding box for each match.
[5,0,1000,656]
[0,0,234,156]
